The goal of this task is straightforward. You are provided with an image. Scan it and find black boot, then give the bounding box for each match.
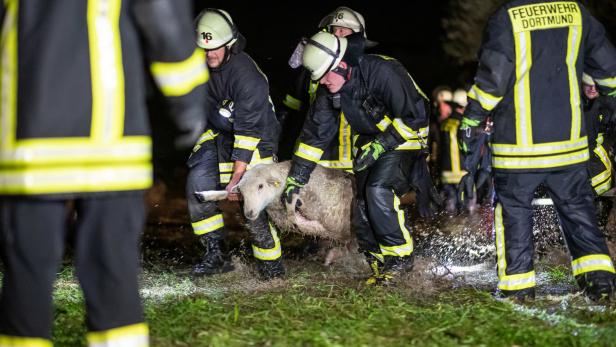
[375,255,414,286]
[494,287,536,302]
[257,259,285,281]
[577,271,616,302]
[192,233,234,276]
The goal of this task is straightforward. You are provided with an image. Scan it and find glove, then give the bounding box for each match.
[174,106,206,150]
[281,176,305,209]
[457,173,475,206]
[218,99,235,120]
[410,155,443,218]
[354,140,386,172]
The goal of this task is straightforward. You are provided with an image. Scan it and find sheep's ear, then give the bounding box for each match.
[267,178,280,187]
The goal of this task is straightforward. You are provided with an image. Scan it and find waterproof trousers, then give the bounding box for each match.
[494,166,615,291]
[353,150,417,259]
[0,193,148,347]
[185,138,281,262]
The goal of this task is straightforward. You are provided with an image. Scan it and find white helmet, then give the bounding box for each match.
[453,89,468,107]
[302,32,348,81]
[319,7,367,38]
[195,9,238,50]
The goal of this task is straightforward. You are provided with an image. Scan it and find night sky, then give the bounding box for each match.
[192,1,459,100]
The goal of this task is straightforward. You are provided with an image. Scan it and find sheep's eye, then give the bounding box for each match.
[258,184,263,189]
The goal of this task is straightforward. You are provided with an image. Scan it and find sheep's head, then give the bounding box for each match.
[237,164,286,220]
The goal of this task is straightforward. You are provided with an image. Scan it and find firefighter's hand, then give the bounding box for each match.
[457,173,475,206]
[354,140,386,172]
[281,176,304,210]
[171,103,207,150]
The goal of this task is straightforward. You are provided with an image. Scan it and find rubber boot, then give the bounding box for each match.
[378,255,414,286]
[192,231,234,276]
[577,271,616,302]
[494,287,536,302]
[364,252,385,286]
[257,259,285,281]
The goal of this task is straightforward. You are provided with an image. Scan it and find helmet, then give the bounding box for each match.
[195,9,238,50]
[582,73,595,86]
[302,32,348,81]
[319,7,365,36]
[453,89,468,107]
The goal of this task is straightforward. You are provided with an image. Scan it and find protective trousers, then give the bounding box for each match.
[494,166,615,292]
[0,193,147,346]
[185,137,280,262]
[353,150,417,259]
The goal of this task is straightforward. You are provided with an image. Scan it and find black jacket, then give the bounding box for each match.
[291,54,429,180]
[463,0,616,172]
[0,0,207,196]
[204,38,279,163]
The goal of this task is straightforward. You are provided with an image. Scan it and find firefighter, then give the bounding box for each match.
[283,31,430,285]
[278,6,373,166]
[0,1,207,345]
[188,9,283,280]
[458,0,616,301]
[582,73,616,196]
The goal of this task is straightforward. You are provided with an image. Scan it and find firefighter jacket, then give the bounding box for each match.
[279,67,352,169]
[0,0,208,196]
[439,111,467,184]
[192,36,279,168]
[290,54,429,180]
[585,95,616,194]
[463,0,616,172]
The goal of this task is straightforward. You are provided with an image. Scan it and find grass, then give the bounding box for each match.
[47,259,616,347]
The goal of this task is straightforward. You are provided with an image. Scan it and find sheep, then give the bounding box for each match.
[196,161,355,264]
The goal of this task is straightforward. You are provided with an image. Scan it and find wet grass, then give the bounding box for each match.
[48,259,616,347]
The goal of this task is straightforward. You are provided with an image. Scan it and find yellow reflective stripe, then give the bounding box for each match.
[448,121,461,173]
[394,141,424,150]
[514,30,533,146]
[498,271,536,291]
[88,0,125,141]
[0,163,152,195]
[495,203,536,290]
[283,94,302,111]
[380,194,413,257]
[218,162,233,173]
[219,173,231,184]
[87,323,149,347]
[495,203,507,278]
[594,143,611,170]
[376,116,392,132]
[369,251,384,263]
[0,335,52,347]
[308,81,319,104]
[150,49,208,97]
[234,135,260,151]
[492,149,588,169]
[295,143,324,163]
[441,170,468,184]
[492,137,587,155]
[566,25,582,140]
[192,214,224,235]
[252,222,282,260]
[391,121,429,143]
[595,76,616,88]
[317,160,353,169]
[468,85,502,111]
[0,0,18,149]
[196,130,219,146]
[339,113,352,162]
[0,137,151,165]
[594,178,612,195]
[571,254,615,276]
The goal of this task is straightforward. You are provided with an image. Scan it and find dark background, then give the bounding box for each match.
[152,1,616,184]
